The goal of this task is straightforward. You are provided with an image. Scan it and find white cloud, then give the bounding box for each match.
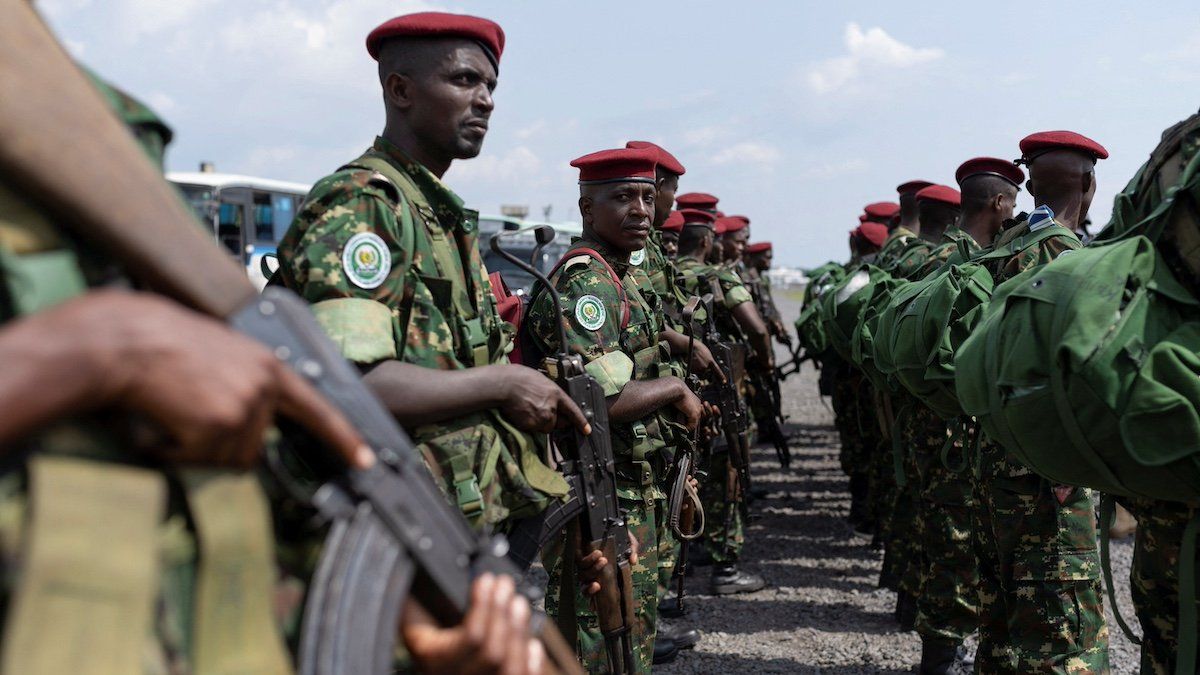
[446,145,543,184]
[145,92,177,114]
[806,23,944,94]
[710,142,781,165]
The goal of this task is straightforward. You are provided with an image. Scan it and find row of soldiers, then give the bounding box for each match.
[799,122,1200,673]
[0,5,799,674]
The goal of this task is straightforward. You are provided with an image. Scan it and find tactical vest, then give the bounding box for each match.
[339,152,567,525]
[0,183,291,675]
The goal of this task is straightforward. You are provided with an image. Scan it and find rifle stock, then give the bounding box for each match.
[0,6,581,672]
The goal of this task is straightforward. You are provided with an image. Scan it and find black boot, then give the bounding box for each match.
[895,591,917,631]
[652,636,679,665]
[659,591,685,619]
[919,638,970,674]
[710,562,767,595]
[658,620,700,650]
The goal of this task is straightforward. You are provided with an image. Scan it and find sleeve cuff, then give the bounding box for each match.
[585,350,635,397]
[310,297,397,364]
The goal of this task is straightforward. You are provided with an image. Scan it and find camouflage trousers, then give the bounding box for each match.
[915,424,979,643]
[831,372,865,476]
[702,449,745,564]
[1121,497,1200,675]
[892,402,945,600]
[657,502,678,600]
[972,438,1109,674]
[545,490,663,673]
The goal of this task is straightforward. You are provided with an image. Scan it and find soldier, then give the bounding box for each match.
[525,146,707,671]
[894,185,961,278]
[0,7,548,672]
[659,210,684,259]
[275,13,596,539]
[623,141,705,655]
[914,158,1023,278]
[675,191,720,215]
[896,180,934,232]
[972,131,1110,673]
[674,209,771,595]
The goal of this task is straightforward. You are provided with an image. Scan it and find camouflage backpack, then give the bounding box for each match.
[956,191,1200,502]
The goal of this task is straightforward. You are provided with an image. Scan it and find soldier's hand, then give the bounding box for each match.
[576,549,608,596]
[672,385,704,431]
[494,365,591,435]
[85,291,371,469]
[402,573,545,675]
[689,340,725,384]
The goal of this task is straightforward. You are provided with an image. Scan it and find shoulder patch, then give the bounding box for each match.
[574,294,607,330]
[342,231,391,289]
[629,248,646,266]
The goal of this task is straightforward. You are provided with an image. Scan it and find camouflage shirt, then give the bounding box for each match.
[978,206,1081,283]
[912,227,983,279]
[875,226,919,270]
[525,236,672,495]
[675,255,753,339]
[276,136,567,528]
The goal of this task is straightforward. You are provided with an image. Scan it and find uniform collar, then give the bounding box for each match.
[572,235,632,277]
[372,136,466,217]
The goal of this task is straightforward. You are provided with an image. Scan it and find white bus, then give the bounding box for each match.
[168,171,311,288]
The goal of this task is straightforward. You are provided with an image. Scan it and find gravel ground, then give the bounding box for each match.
[658,293,1141,674]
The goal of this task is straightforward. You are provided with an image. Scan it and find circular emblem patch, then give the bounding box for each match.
[574,295,607,331]
[342,232,391,289]
[629,248,646,266]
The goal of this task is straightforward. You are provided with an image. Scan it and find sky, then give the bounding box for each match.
[40,0,1200,268]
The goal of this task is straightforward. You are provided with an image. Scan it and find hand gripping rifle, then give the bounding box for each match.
[490,227,637,675]
[0,7,582,673]
[667,296,707,615]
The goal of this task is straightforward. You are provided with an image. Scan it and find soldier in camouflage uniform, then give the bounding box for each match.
[0,17,542,673]
[969,132,1111,673]
[275,16,592,538]
[907,165,1024,673]
[674,210,772,595]
[525,146,707,672]
[622,141,704,655]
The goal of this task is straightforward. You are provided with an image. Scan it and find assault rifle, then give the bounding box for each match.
[491,227,636,675]
[0,8,582,673]
[698,279,753,513]
[750,365,793,470]
[666,296,707,615]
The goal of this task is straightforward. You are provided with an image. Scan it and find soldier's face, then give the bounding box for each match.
[661,231,679,258]
[584,182,656,253]
[403,43,497,160]
[722,229,747,261]
[654,173,679,227]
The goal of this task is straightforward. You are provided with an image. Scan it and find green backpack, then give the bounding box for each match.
[796,263,845,355]
[848,274,909,392]
[956,235,1200,502]
[874,260,995,419]
[818,264,892,365]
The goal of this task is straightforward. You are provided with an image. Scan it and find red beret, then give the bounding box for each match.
[956,157,1025,188]
[728,215,750,227]
[1018,131,1108,163]
[366,12,505,66]
[676,192,719,211]
[858,221,889,247]
[571,147,658,184]
[896,180,934,195]
[661,210,685,232]
[678,208,716,227]
[625,141,686,176]
[716,215,747,235]
[863,201,900,220]
[915,184,961,207]
[745,242,772,254]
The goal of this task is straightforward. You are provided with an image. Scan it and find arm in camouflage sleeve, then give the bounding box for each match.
[528,264,701,429]
[277,179,586,433]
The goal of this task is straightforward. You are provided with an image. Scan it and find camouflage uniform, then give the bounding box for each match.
[675,255,753,564]
[0,77,291,674]
[971,211,1109,672]
[1121,497,1200,675]
[527,237,675,673]
[276,136,569,531]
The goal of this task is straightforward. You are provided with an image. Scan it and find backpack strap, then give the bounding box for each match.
[547,247,631,330]
[1099,495,1143,647]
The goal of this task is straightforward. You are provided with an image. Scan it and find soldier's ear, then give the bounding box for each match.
[383,72,414,111]
[578,195,593,224]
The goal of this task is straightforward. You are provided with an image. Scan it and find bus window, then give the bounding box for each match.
[272,194,297,241]
[218,202,246,259]
[252,192,274,244]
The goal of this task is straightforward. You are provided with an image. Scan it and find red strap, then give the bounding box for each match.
[548,247,631,330]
